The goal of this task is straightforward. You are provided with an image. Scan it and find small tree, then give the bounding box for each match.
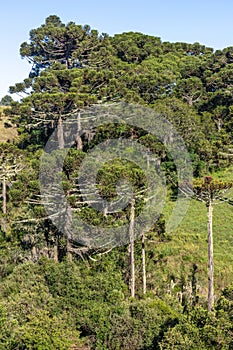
[0,95,13,106]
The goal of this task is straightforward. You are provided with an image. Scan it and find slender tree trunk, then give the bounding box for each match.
[66,241,72,261]
[207,201,214,311]
[57,115,65,149]
[76,112,83,150]
[129,197,135,298]
[103,206,108,218]
[142,232,146,294]
[32,245,38,261]
[1,176,6,235]
[65,57,69,69]
[66,243,72,261]
[54,239,59,262]
[66,204,73,262]
[216,119,222,132]
[146,155,150,170]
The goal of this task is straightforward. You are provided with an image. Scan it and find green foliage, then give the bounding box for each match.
[2,14,233,350]
[0,262,81,349]
[0,95,13,106]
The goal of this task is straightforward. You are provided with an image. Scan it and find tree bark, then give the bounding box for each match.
[103,206,108,218]
[207,201,214,311]
[76,112,83,150]
[32,245,38,261]
[66,204,73,262]
[53,240,59,262]
[57,115,65,149]
[129,197,135,298]
[142,232,146,294]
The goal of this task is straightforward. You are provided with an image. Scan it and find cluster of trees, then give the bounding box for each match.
[0,15,233,348]
[0,258,233,349]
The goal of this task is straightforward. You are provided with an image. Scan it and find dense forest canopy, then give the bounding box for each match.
[1,15,233,349]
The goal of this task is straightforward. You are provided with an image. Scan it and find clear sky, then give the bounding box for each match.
[1,0,233,99]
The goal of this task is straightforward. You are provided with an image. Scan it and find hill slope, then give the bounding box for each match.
[0,107,17,142]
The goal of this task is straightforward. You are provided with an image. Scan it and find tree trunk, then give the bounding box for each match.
[129,198,135,298]
[32,245,38,261]
[66,204,73,262]
[53,241,59,262]
[66,241,72,262]
[76,112,83,150]
[57,115,65,149]
[103,206,108,218]
[1,176,6,235]
[216,119,222,132]
[207,201,214,311]
[142,232,146,294]
[65,57,69,69]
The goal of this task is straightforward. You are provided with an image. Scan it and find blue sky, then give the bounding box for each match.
[1,0,233,99]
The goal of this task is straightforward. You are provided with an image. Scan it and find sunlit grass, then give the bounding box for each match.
[0,107,17,142]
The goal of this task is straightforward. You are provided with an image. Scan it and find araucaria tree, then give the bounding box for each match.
[0,154,23,236]
[185,177,233,311]
[9,15,115,149]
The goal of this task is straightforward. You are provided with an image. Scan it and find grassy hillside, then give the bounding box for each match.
[0,106,17,142]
